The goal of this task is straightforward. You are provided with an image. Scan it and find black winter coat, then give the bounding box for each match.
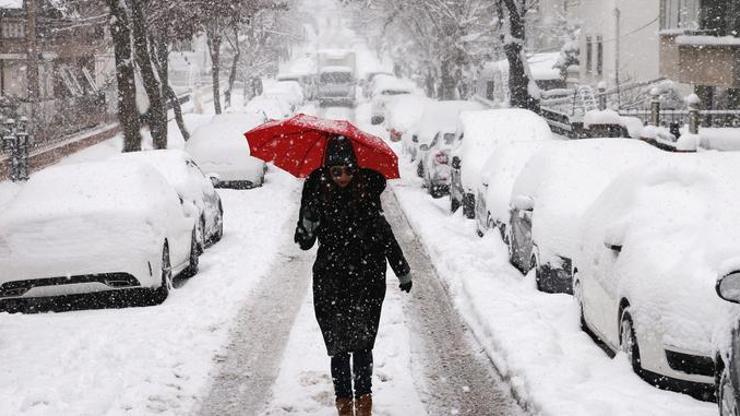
[294,168,410,356]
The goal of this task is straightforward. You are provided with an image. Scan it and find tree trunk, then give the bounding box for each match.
[225,24,241,108]
[106,0,141,152]
[502,0,540,111]
[439,59,457,100]
[424,68,435,98]
[128,0,167,149]
[151,36,189,141]
[207,26,223,115]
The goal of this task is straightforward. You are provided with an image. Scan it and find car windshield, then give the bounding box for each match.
[321,72,353,83]
[381,90,410,96]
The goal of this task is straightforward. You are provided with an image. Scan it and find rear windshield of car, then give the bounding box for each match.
[321,72,353,83]
[381,89,410,96]
[443,132,456,145]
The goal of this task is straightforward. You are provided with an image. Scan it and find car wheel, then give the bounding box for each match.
[214,203,224,243]
[416,161,424,178]
[198,216,206,254]
[462,193,475,219]
[532,255,544,290]
[182,228,200,278]
[719,364,739,416]
[619,309,642,373]
[574,279,587,331]
[450,193,460,213]
[153,243,172,304]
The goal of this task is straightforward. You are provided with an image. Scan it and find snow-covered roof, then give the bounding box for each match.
[187,112,266,172]
[384,95,430,133]
[482,52,562,81]
[0,0,22,9]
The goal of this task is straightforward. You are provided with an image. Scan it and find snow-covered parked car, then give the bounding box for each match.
[450,109,552,218]
[508,139,660,293]
[369,76,417,125]
[410,100,485,173]
[186,112,267,189]
[277,72,316,100]
[112,149,224,250]
[263,80,305,111]
[384,94,429,144]
[245,95,292,120]
[573,151,740,397]
[474,141,544,239]
[0,161,198,307]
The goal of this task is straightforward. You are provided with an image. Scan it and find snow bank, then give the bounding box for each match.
[384,95,430,133]
[412,100,486,143]
[698,128,740,151]
[583,109,621,128]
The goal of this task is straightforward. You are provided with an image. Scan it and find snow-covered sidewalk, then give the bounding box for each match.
[390,163,716,416]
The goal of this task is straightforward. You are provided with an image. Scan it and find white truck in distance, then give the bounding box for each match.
[316,49,357,107]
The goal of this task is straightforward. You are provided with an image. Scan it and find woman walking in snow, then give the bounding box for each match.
[294,135,412,416]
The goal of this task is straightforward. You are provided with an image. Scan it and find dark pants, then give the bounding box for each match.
[330,349,373,399]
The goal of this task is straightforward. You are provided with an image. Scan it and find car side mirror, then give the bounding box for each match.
[717,271,740,304]
[451,156,461,169]
[412,135,418,143]
[603,242,622,253]
[511,195,534,212]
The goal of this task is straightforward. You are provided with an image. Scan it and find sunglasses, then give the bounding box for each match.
[329,165,356,178]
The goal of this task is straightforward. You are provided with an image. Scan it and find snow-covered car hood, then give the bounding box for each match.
[576,151,740,353]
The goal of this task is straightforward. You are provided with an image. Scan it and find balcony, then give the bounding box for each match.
[660,31,740,87]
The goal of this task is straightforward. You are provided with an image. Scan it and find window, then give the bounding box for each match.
[1,21,25,39]
[660,0,700,30]
[596,35,603,76]
[585,36,592,74]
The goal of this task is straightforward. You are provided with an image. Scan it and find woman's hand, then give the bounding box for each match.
[399,281,412,293]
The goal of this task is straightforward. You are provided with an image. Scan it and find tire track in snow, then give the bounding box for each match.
[383,190,527,416]
[197,211,314,416]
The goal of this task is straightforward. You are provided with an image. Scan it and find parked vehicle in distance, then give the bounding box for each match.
[370,76,417,125]
[409,100,486,172]
[508,139,659,293]
[418,129,457,198]
[317,66,356,107]
[574,151,740,398]
[450,109,552,218]
[362,70,393,98]
[277,72,317,100]
[263,80,305,111]
[384,94,429,144]
[0,161,196,306]
[244,95,292,120]
[714,272,740,415]
[112,149,224,250]
[186,112,267,189]
[474,141,544,240]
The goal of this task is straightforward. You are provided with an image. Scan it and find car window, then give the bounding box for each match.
[321,72,352,83]
[381,90,410,96]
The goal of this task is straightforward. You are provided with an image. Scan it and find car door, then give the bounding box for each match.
[584,242,623,348]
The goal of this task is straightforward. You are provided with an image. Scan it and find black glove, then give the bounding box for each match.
[399,281,412,293]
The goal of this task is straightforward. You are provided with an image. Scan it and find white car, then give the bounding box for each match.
[263,80,305,111]
[112,149,224,250]
[245,95,292,120]
[186,112,267,189]
[409,100,486,172]
[369,76,417,125]
[508,139,660,293]
[474,141,544,239]
[574,151,740,394]
[449,109,552,218]
[384,94,429,144]
[0,161,197,306]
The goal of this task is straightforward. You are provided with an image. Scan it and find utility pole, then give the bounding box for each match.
[26,0,40,123]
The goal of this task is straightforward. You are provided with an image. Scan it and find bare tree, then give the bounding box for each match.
[496,0,539,111]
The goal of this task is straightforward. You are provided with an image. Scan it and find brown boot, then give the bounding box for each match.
[335,397,354,416]
[354,394,372,416]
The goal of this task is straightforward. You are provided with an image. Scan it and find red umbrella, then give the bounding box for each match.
[244,113,400,179]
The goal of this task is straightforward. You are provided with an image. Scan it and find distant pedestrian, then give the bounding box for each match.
[294,135,412,416]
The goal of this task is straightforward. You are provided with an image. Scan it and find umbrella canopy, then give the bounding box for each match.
[244,113,400,179]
